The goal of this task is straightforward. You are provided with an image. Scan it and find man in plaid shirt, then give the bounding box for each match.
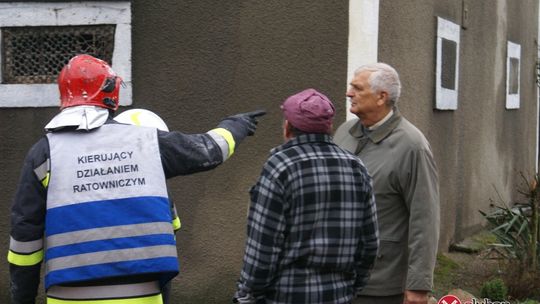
[233,89,379,304]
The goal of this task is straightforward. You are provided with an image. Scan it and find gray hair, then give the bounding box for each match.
[354,63,401,106]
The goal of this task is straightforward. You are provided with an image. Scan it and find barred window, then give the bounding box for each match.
[2,25,116,84]
[0,1,131,108]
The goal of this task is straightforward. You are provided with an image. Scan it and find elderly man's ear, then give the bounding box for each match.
[283,120,294,141]
[377,91,390,107]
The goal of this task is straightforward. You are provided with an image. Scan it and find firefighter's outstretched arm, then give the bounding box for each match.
[159,110,266,178]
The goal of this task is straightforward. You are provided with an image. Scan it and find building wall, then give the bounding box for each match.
[0,1,349,303]
[0,0,538,303]
[378,0,539,247]
[131,2,348,300]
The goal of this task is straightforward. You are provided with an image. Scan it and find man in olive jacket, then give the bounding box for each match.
[334,63,440,304]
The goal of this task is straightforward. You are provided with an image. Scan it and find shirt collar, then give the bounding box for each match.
[368,109,394,130]
[270,133,334,155]
[349,109,402,144]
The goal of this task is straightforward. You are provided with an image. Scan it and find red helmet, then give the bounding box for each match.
[58,54,122,110]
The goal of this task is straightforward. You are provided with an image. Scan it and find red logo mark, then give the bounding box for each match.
[438,295,462,304]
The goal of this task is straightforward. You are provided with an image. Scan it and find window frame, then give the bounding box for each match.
[506,41,521,109]
[0,1,131,107]
[435,17,460,110]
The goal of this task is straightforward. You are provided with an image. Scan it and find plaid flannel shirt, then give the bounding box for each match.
[235,134,379,304]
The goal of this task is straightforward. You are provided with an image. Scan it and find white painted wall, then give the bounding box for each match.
[347,0,379,120]
[505,41,521,109]
[535,5,540,173]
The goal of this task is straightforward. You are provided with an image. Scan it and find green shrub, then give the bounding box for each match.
[479,172,540,274]
[480,278,508,301]
[480,172,540,301]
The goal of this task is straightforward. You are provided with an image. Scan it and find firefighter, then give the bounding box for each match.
[114,108,178,304]
[114,109,180,233]
[8,54,265,304]
[114,108,171,131]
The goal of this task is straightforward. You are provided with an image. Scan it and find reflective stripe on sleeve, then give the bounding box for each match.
[171,205,180,231]
[8,249,44,266]
[47,281,160,300]
[34,159,50,187]
[47,293,163,304]
[207,128,235,160]
[41,173,50,187]
[10,236,43,253]
[172,216,181,231]
[8,236,44,266]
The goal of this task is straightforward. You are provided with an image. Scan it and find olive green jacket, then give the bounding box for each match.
[334,111,440,296]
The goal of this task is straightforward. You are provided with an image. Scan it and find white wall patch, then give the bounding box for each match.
[435,17,460,110]
[346,0,379,120]
[506,41,521,109]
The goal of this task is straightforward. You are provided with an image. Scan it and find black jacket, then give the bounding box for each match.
[9,119,239,303]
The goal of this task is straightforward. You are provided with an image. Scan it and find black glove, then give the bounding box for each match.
[218,110,266,143]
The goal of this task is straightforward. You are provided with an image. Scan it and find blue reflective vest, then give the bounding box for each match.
[44,124,178,289]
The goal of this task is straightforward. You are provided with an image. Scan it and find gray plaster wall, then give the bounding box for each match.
[130,1,348,302]
[378,0,539,248]
[0,0,538,302]
[0,1,348,303]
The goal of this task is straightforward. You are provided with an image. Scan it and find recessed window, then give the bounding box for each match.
[441,38,457,90]
[435,17,460,110]
[2,25,115,84]
[0,2,131,108]
[508,58,519,94]
[506,41,521,109]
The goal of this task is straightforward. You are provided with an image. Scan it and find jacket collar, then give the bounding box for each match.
[349,108,402,144]
[270,133,334,155]
[45,106,110,131]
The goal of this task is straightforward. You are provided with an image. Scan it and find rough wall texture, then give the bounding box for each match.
[0,108,57,302]
[378,0,539,248]
[0,1,348,303]
[130,1,348,302]
[0,0,538,303]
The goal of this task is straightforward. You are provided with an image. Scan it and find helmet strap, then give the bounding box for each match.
[101,77,117,93]
[103,98,116,109]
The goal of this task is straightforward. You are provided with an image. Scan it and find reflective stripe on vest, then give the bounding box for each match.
[45,124,178,290]
[47,281,160,300]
